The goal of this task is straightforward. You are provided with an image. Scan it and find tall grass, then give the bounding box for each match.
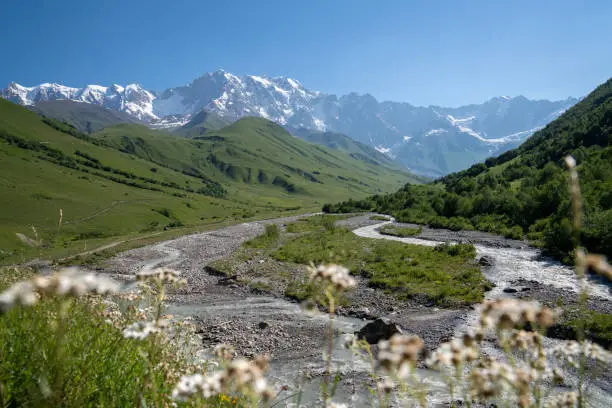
[244,224,280,248]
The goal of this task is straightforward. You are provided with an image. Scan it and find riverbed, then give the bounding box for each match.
[104,214,612,407]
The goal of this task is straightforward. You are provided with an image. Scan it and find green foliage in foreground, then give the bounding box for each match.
[273,227,488,306]
[378,224,422,237]
[0,269,237,408]
[0,299,180,407]
[324,78,612,262]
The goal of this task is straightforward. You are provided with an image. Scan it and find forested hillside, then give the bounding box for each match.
[325,78,612,262]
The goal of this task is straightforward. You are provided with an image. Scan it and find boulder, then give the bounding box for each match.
[503,287,518,293]
[356,318,402,344]
[478,256,495,267]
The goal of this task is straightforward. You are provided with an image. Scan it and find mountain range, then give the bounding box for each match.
[1,71,578,176]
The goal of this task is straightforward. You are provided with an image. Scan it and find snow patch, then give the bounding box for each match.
[424,129,447,137]
[287,78,301,89]
[154,92,188,116]
[250,75,272,88]
[375,145,391,154]
[313,117,326,131]
[446,115,475,126]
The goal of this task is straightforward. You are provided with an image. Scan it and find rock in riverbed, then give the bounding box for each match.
[356,317,402,344]
[478,256,495,267]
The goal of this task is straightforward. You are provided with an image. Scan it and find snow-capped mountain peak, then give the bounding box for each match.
[1,81,157,121]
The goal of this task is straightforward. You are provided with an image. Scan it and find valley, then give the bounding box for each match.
[98,213,612,406]
[0,73,610,407]
[1,3,610,407]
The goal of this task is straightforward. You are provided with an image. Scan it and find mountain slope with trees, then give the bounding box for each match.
[325,78,612,262]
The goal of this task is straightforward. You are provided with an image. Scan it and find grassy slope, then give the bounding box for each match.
[29,100,142,133]
[288,127,424,175]
[0,101,412,263]
[174,110,231,137]
[93,117,416,206]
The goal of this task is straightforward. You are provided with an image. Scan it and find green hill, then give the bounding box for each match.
[93,117,415,198]
[0,100,414,263]
[29,100,142,133]
[174,110,231,137]
[289,127,423,174]
[325,78,612,262]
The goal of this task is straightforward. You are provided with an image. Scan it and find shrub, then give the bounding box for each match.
[378,224,422,237]
[244,224,280,249]
[434,242,477,258]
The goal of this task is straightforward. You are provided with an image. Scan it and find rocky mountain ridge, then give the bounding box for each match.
[1,71,577,175]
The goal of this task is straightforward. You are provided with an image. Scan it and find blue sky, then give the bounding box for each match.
[1,0,610,106]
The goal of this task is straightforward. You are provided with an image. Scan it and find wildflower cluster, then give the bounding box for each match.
[377,333,424,377]
[507,329,542,351]
[214,343,236,360]
[136,267,187,286]
[123,320,169,340]
[551,340,610,368]
[545,391,578,408]
[172,355,275,403]
[470,358,537,406]
[0,268,119,314]
[426,333,480,370]
[308,263,356,291]
[480,299,554,330]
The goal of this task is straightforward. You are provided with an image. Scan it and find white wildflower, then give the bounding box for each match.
[551,340,611,367]
[172,355,276,402]
[308,263,356,290]
[377,333,424,377]
[427,336,478,370]
[136,267,186,285]
[545,391,578,408]
[0,281,37,312]
[480,299,554,329]
[0,268,119,314]
[122,321,161,340]
[172,372,222,401]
